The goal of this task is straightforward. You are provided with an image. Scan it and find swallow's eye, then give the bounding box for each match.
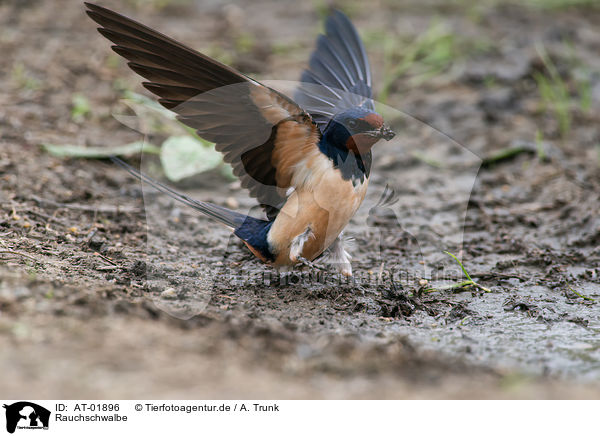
[348,120,357,129]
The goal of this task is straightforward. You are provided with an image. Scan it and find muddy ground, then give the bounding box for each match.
[1,0,599,398]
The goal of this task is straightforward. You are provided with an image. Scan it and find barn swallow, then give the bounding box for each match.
[86,3,395,276]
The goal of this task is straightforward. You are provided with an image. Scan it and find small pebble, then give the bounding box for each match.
[161,288,177,299]
[225,197,239,209]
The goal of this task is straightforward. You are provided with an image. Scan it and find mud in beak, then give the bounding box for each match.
[351,124,396,155]
[365,125,395,141]
[380,125,395,141]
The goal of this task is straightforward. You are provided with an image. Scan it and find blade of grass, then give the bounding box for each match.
[568,286,596,302]
[418,252,492,295]
[481,144,536,167]
[443,251,474,282]
[422,280,476,294]
[534,43,571,137]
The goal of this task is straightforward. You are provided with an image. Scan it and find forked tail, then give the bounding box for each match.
[111,157,248,230]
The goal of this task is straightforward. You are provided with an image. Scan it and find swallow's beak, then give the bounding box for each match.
[353,124,396,155]
[380,125,395,141]
[364,125,395,141]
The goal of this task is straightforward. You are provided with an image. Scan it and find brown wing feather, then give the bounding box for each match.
[85,3,321,219]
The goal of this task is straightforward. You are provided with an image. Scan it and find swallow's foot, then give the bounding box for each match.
[289,227,314,263]
[328,234,353,277]
[297,256,329,272]
[296,256,315,268]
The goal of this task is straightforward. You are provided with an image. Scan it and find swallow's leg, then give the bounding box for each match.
[328,233,352,277]
[296,256,313,268]
[289,227,314,263]
[296,255,327,271]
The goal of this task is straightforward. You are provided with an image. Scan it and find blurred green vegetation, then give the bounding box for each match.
[427,0,599,10]
[534,42,593,138]
[364,19,491,102]
[10,63,41,91]
[46,91,233,183]
[43,0,599,176]
[71,93,91,123]
[524,0,600,9]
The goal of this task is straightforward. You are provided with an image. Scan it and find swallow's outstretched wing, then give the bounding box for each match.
[86,3,320,220]
[294,10,374,132]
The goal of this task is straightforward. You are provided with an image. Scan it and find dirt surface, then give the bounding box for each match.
[1,0,599,398]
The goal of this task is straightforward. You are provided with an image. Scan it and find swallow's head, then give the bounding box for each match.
[326,107,395,156]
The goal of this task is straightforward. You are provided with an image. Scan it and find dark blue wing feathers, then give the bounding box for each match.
[325,11,371,86]
[295,10,374,131]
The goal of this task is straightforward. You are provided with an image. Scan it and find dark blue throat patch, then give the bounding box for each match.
[319,108,374,184]
[234,217,275,262]
[318,135,372,184]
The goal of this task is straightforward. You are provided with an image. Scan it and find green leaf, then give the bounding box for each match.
[71,93,91,122]
[160,136,223,182]
[42,141,160,158]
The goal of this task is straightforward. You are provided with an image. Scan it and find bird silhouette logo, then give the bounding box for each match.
[3,402,50,434]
